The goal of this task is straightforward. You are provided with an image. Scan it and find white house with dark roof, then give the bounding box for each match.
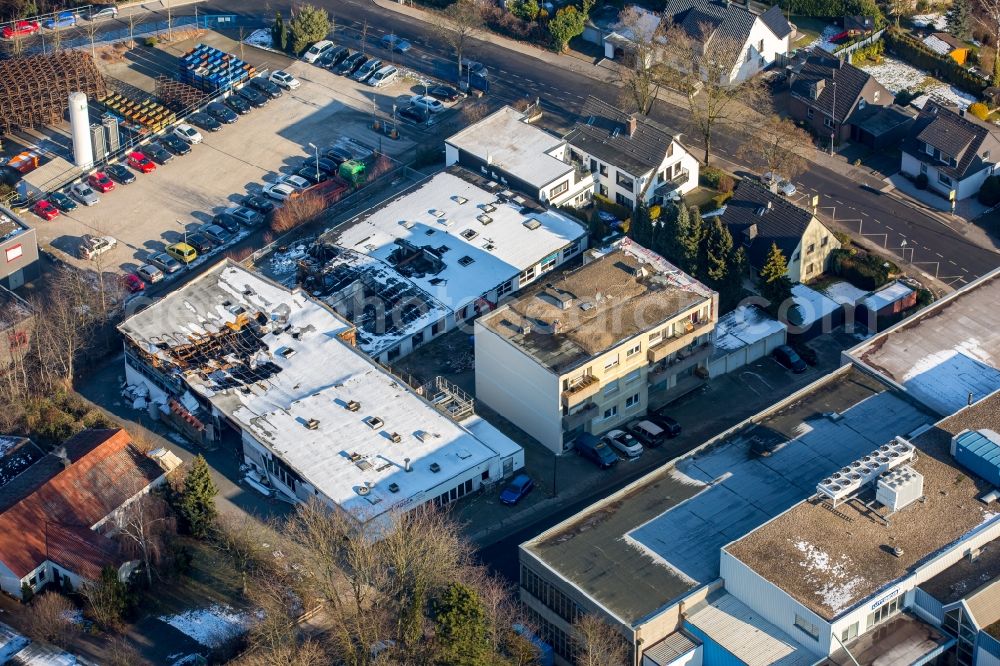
[563,96,699,210]
[900,101,1000,200]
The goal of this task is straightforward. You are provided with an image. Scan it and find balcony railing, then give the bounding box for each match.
[563,402,597,430]
[561,374,599,408]
[646,321,711,363]
[649,342,713,384]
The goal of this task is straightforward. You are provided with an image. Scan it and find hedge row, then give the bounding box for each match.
[829,248,896,290]
[883,28,986,97]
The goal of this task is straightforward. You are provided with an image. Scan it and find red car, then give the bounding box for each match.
[87,172,115,193]
[122,273,145,293]
[32,200,59,221]
[127,152,156,173]
[2,20,40,39]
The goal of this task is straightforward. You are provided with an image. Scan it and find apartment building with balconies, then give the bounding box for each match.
[474,240,717,453]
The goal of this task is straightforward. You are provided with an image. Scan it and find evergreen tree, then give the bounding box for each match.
[20,581,33,604]
[178,455,218,539]
[587,207,606,242]
[629,201,653,248]
[432,582,491,666]
[946,0,973,41]
[719,245,748,313]
[678,205,704,276]
[758,242,794,318]
[703,218,733,285]
[289,4,331,55]
[272,11,288,52]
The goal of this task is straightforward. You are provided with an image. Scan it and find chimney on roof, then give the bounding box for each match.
[627,115,638,137]
[54,446,71,470]
[404,457,412,472]
[959,107,966,117]
[746,223,759,240]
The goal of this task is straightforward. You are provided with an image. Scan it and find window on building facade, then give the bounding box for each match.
[616,193,633,209]
[866,597,901,630]
[497,279,514,297]
[599,184,608,197]
[794,614,820,640]
[432,320,444,335]
[858,99,866,110]
[840,621,858,643]
[604,355,620,370]
[938,172,952,186]
[873,90,880,103]
[541,255,558,272]
[602,406,618,420]
[625,342,641,358]
[624,369,641,385]
[520,266,536,282]
[807,243,815,255]
[649,330,663,344]
[616,172,635,191]
[550,180,569,198]
[824,117,834,129]
[625,393,640,409]
[599,163,608,177]
[603,381,620,396]
[920,162,928,174]
[807,108,814,119]
[821,235,828,247]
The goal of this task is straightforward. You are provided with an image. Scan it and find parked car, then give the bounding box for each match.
[211,212,241,234]
[575,433,618,469]
[2,20,39,39]
[85,4,118,19]
[241,194,275,214]
[337,52,367,75]
[105,163,135,184]
[127,151,156,173]
[295,165,325,185]
[206,102,238,124]
[398,105,429,124]
[499,474,534,506]
[772,344,807,373]
[247,76,282,99]
[145,143,173,165]
[321,46,350,69]
[325,145,353,164]
[121,273,145,293]
[70,182,100,206]
[198,224,232,244]
[269,70,301,90]
[136,264,164,283]
[460,58,488,77]
[225,206,261,226]
[315,157,339,175]
[87,171,115,193]
[262,182,297,202]
[79,234,116,259]
[628,420,667,448]
[762,171,796,196]
[225,95,251,115]
[279,174,311,191]
[148,252,182,274]
[411,95,445,114]
[380,34,411,53]
[647,410,682,438]
[777,179,797,196]
[161,134,192,156]
[427,85,463,102]
[184,232,215,254]
[303,39,334,63]
[603,429,643,458]
[237,86,268,108]
[352,58,383,83]
[174,123,203,144]
[32,200,59,221]
[166,242,198,264]
[48,191,76,212]
[368,65,398,88]
[43,11,76,29]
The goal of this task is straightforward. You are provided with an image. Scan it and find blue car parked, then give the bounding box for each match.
[43,11,76,29]
[500,474,534,506]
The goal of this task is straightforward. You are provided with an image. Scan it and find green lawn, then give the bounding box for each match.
[683,186,722,211]
[790,15,831,49]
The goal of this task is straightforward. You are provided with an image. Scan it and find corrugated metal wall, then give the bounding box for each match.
[684,622,747,666]
[913,587,944,624]
[976,631,1000,665]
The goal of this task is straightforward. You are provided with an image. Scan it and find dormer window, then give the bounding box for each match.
[924,143,935,157]
[858,99,866,110]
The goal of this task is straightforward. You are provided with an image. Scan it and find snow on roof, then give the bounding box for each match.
[0,208,27,245]
[922,34,953,55]
[822,280,867,306]
[329,169,586,312]
[445,107,572,190]
[860,281,914,311]
[791,283,840,327]
[119,261,518,523]
[712,305,786,353]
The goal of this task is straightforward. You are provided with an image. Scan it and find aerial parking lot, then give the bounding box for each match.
[24,32,439,274]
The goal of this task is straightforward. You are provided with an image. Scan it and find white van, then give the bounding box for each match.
[303,40,334,64]
[368,65,398,88]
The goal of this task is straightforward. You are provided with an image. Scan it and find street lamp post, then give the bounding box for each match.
[307,141,320,179]
[829,81,837,156]
[176,219,187,245]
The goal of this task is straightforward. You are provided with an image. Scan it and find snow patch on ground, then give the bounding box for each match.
[860,56,977,109]
[243,28,273,49]
[793,540,867,614]
[822,281,868,306]
[159,605,251,648]
[911,13,947,29]
[805,24,841,52]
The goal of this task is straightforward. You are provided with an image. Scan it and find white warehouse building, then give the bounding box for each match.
[118,260,524,525]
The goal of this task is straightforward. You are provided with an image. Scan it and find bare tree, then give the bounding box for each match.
[22,593,81,647]
[461,99,490,124]
[112,491,176,587]
[574,614,629,666]
[436,0,484,87]
[737,115,812,179]
[975,0,1000,85]
[232,640,330,666]
[104,636,144,666]
[659,22,768,165]
[85,18,99,57]
[30,269,97,388]
[614,7,665,115]
[127,12,138,48]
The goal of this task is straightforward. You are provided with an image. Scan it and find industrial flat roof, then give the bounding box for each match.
[445,107,572,190]
[727,392,1000,621]
[920,538,1000,607]
[848,269,1000,415]
[0,207,28,245]
[326,168,586,312]
[119,261,520,522]
[523,366,930,625]
[480,240,714,373]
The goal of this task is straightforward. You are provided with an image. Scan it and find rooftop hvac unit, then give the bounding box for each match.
[951,429,1000,486]
[816,437,915,505]
[346,400,361,412]
[877,465,924,511]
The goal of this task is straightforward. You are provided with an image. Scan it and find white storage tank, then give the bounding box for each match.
[69,92,93,168]
[877,465,923,512]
